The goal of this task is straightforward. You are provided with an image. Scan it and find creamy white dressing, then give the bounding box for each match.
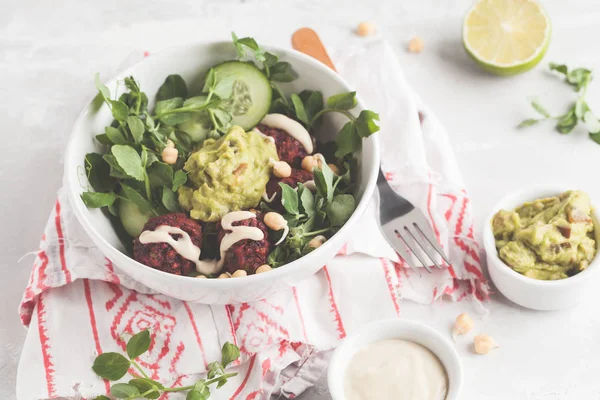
[138,225,220,275]
[217,211,264,268]
[344,339,448,400]
[252,127,276,144]
[261,113,314,153]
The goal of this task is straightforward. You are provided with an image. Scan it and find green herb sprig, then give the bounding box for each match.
[92,330,240,400]
[519,63,600,143]
[266,162,355,267]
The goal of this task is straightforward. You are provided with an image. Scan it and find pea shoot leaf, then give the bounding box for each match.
[81,192,116,208]
[128,378,161,399]
[326,92,357,110]
[531,100,551,118]
[279,183,299,214]
[126,329,150,359]
[94,73,111,102]
[556,107,578,134]
[109,100,130,122]
[85,153,116,192]
[111,383,140,399]
[92,352,130,381]
[120,182,152,214]
[172,170,187,191]
[298,184,315,217]
[111,145,145,181]
[326,194,355,226]
[291,94,309,124]
[156,74,188,101]
[127,115,145,144]
[105,126,128,145]
[270,62,298,82]
[148,162,174,188]
[162,186,181,212]
[549,63,568,75]
[221,342,241,366]
[354,110,380,138]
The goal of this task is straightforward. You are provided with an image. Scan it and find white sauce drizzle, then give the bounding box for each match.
[261,113,314,154]
[262,191,277,203]
[275,225,289,246]
[139,225,220,275]
[217,211,265,269]
[304,180,317,192]
[344,339,448,400]
[252,127,276,144]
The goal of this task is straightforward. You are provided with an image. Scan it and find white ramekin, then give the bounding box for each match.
[328,319,462,400]
[483,186,600,311]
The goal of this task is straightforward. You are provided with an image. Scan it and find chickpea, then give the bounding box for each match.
[264,212,288,231]
[256,264,272,274]
[195,275,208,279]
[218,272,231,279]
[231,269,247,278]
[356,22,376,37]
[328,163,340,175]
[408,36,424,53]
[473,334,499,355]
[162,140,178,165]
[452,313,474,339]
[308,235,327,249]
[301,155,320,173]
[272,161,292,178]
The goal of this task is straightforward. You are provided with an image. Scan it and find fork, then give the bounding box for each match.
[377,169,451,274]
[291,28,451,274]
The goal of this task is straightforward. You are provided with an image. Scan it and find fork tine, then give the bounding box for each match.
[382,226,422,276]
[404,226,443,269]
[396,230,433,273]
[412,215,452,266]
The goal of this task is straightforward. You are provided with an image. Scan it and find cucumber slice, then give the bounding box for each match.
[211,61,272,130]
[118,198,153,237]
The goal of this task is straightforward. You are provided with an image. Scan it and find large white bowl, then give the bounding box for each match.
[64,41,380,304]
[328,319,463,400]
[483,186,600,310]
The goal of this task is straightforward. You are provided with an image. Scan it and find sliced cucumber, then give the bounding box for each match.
[118,198,153,237]
[211,61,272,130]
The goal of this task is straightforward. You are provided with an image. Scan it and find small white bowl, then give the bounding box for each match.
[483,186,600,311]
[328,319,462,400]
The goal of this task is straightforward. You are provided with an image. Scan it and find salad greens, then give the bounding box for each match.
[92,330,240,399]
[265,161,356,267]
[519,63,600,144]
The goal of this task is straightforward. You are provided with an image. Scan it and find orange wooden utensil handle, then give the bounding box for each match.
[291,28,337,72]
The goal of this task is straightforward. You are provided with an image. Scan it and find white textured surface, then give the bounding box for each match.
[2,0,600,399]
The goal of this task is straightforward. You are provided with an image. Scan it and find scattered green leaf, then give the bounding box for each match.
[92,352,130,381]
[81,192,116,208]
[156,75,188,101]
[126,329,150,359]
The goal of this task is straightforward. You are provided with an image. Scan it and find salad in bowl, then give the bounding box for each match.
[67,34,380,302]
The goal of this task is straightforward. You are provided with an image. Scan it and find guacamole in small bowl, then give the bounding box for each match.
[492,190,597,280]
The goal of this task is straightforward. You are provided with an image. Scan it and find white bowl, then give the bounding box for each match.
[483,186,600,311]
[63,41,380,304]
[328,319,463,400]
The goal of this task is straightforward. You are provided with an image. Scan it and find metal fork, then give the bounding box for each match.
[377,169,451,274]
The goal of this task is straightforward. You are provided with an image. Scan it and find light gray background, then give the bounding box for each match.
[2,0,600,399]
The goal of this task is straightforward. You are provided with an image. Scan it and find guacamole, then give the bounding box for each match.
[178,125,278,222]
[492,190,596,280]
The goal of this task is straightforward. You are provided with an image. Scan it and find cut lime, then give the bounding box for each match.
[462,0,551,76]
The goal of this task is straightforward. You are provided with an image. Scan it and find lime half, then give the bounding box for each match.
[462,0,551,76]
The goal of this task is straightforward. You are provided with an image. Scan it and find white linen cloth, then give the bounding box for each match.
[17,40,487,400]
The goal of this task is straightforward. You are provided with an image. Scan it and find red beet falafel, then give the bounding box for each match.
[257,123,310,168]
[265,168,313,211]
[133,213,203,276]
[217,212,271,274]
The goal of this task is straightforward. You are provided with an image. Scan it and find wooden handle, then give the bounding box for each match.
[291,28,337,72]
